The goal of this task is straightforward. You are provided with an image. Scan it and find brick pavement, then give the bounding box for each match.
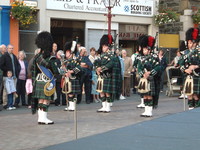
[0,92,185,150]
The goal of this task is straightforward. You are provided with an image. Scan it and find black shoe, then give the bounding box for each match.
[3,105,7,109]
[22,104,28,106]
[76,101,81,104]
[55,103,61,106]
[153,105,158,109]
[14,104,20,108]
[86,101,90,104]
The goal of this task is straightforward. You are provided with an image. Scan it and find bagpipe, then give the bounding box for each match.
[137,69,151,94]
[36,64,56,96]
[60,58,77,94]
[93,58,104,93]
[183,75,193,95]
[137,56,153,94]
[183,49,200,76]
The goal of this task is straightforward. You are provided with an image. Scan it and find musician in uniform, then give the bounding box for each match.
[137,35,160,117]
[62,41,82,111]
[32,31,59,125]
[94,34,121,113]
[179,28,200,110]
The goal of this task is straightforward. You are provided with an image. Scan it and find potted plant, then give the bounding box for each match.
[192,9,200,27]
[154,7,179,27]
[10,0,37,28]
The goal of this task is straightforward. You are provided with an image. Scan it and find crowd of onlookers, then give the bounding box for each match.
[0,42,184,112]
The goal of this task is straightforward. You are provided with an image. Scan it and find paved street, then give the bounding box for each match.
[0,91,186,150]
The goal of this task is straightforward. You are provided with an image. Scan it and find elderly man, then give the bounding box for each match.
[77,47,93,104]
[121,49,132,98]
[0,44,20,109]
[0,44,7,110]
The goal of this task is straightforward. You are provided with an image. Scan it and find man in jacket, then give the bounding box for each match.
[0,44,20,109]
[0,44,7,110]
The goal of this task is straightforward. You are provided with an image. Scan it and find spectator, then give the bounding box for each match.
[158,49,167,92]
[169,50,182,67]
[14,51,28,107]
[5,71,17,110]
[0,44,20,109]
[89,47,100,103]
[77,47,93,104]
[131,50,139,94]
[55,50,66,106]
[115,49,125,100]
[52,43,57,56]
[0,44,7,110]
[121,49,132,97]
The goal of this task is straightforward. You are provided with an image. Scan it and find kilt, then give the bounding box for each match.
[32,80,53,100]
[69,78,81,95]
[139,77,155,96]
[102,77,112,93]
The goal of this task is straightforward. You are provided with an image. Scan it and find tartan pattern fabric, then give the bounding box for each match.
[32,80,53,100]
[69,79,81,95]
[193,76,200,95]
[94,52,122,96]
[191,76,200,95]
[144,99,153,106]
[111,56,122,96]
[32,54,59,101]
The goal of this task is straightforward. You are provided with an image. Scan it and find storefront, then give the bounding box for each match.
[16,0,157,54]
[36,0,157,55]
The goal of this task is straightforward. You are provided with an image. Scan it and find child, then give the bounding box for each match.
[26,74,33,109]
[5,71,17,110]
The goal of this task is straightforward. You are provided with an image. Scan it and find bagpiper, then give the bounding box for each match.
[94,34,121,113]
[179,28,200,110]
[32,31,59,125]
[137,35,161,117]
[62,41,82,111]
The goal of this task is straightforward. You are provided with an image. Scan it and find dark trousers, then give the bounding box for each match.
[132,72,137,93]
[55,82,66,105]
[15,79,26,105]
[27,93,32,106]
[153,76,161,107]
[77,74,92,104]
[0,76,3,104]
[7,93,14,108]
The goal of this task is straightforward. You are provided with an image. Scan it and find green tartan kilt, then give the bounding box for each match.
[69,79,81,95]
[32,80,53,100]
[184,76,200,95]
[140,78,155,96]
[102,77,112,93]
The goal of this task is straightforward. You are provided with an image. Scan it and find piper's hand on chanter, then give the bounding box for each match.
[189,65,199,70]
[65,70,74,77]
[143,71,150,79]
[185,68,192,74]
[96,67,102,75]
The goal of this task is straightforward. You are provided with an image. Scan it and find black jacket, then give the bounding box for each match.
[0,52,21,77]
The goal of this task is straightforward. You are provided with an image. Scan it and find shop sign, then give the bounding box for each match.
[119,32,144,40]
[119,24,147,40]
[47,0,154,17]
[24,1,37,7]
